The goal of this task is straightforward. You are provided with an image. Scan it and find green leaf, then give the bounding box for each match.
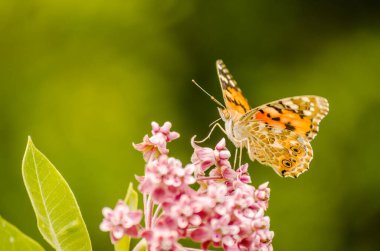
[0,215,45,251]
[124,183,138,210]
[22,137,92,251]
[114,183,139,251]
[131,239,146,251]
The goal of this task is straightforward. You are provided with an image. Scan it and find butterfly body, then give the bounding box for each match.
[217,108,246,147]
[215,60,329,178]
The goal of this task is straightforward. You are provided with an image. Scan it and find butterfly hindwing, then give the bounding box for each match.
[246,122,313,177]
[216,60,250,115]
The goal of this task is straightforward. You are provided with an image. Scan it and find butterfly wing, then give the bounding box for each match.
[240,96,329,141]
[236,96,328,177]
[245,122,313,177]
[216,60,250,115]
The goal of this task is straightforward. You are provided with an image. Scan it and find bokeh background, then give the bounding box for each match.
[1,1,380,250]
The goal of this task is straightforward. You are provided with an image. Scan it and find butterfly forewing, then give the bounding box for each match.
[239,96,329,141]
[216,60,250,115]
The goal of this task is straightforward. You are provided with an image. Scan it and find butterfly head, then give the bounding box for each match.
[217,107,231,122]
[218,107,244,123]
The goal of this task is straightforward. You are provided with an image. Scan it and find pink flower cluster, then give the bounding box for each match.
[138,155,196,203]
[192,138,251,188]
[100,122,274,251]
[189,182,273,251]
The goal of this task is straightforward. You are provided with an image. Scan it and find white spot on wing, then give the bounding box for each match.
[289,104,299,110]
[271,141,284,149]
[303,110,312,116]
[272,128,282,134]
[220,75,228,83]
[297,136,306,144]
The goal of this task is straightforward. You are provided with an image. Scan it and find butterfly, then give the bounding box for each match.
[194,60,329,178]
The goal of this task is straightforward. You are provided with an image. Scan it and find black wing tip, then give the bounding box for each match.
[216,59,226,69]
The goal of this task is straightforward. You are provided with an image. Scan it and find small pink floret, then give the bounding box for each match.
[99,200,142,243]
[142,217,183,251]
[133,121,180,161]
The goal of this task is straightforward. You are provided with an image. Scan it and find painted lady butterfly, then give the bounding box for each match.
[194,60,329,178]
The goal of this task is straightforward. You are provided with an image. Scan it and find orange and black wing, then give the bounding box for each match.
[239,96,329,141]
[216,60,250,115]
[236,96,328,177]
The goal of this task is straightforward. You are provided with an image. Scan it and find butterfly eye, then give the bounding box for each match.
[282,159,293,168]
[223,110,230,119]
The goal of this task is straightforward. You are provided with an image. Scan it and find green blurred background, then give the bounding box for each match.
[1,1,380,250]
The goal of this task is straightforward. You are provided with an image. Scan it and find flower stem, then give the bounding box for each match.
[143,193,147,228]
[197,175,223,181]
[146,194,153,229]
[185,248,212,251]
[151,204,162,226]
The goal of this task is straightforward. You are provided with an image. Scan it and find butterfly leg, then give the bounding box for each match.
[233,147,239,169]
[245,138,259,165]
[245,138,253,162]
[235,138,249,168]
[194,123,226,143]
[239,142,243,167]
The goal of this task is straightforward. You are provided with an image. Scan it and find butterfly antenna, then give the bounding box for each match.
[209,118,222,127]
[192,79,225,108]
